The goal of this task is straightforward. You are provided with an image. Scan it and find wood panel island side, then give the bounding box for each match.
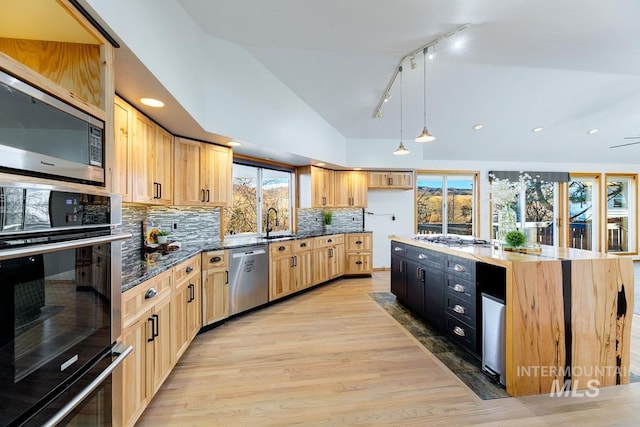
[389,236,634,397]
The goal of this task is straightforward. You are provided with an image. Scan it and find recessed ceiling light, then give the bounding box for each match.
[227,141,241,147]
[587,128,599,135]
[316,162,326,167]
[454,40,463,49]
[473,124,484,130]
[140,97,164,108]
[532,127,544,133]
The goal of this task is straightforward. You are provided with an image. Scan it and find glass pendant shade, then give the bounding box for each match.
[415,127,436,142]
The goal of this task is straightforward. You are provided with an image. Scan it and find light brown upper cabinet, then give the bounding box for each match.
[131,111,173,205]
[298,165,335,208]
[174,137,232,206]
[368,171,414,190]
[114,96,133,202]
[335,171,368,208]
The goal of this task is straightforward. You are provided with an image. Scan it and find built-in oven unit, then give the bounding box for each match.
[0,69,105,185]
[0,184,131,426]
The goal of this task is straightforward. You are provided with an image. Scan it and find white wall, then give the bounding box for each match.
[87,0,346,165]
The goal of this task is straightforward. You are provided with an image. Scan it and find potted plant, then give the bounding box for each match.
[156,230,170,244]
[322,210,333,226]
[504,230,526,250]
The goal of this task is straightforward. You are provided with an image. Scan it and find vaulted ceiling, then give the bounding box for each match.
[172,0,640,164]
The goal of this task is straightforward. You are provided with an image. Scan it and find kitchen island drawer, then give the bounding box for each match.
[446,275,475,303]
[446,255,475,280]
[406,247,445,270]
[445,313,477,354]
[445,292,476,328]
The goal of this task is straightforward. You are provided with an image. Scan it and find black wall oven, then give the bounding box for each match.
[0,184,131,426]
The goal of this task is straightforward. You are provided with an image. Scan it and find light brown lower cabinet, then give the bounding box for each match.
[345,232,373,275]
[202,250,229,326]
[173,255,202,361]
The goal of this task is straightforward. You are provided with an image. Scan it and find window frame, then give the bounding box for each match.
[603,173,637,255]
[415,170,480,236]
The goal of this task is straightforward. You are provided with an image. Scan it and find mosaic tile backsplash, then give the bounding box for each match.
[116,204,221,259]
[297,208,365,234]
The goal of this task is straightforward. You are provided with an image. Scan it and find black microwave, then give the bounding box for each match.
[0,69,105,185]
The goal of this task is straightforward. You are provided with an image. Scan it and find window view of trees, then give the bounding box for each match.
[568,177,596,250]
[525,181,555,245]
[605,176,635,253]
[224,163,292,236]
[416,174,474,235]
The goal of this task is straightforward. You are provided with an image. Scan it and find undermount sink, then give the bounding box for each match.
[263,234,295,240]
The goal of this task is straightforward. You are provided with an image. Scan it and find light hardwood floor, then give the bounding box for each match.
[138,272,640,426]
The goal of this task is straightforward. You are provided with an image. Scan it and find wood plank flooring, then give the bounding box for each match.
[137,272,640,426]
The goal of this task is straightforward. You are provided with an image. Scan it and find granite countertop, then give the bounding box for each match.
[122,230,372,292]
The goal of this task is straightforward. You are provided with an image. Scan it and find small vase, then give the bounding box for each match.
[157,235,168,244]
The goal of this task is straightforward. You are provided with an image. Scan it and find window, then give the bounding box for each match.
[567,174,599,251]
[416,172,477,235]
[224,162,293,237]
[605,174,636,253]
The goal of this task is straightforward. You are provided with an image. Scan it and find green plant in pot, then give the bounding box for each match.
[156,230,170,244]
[504,230,526,248]
[322,210,333,226]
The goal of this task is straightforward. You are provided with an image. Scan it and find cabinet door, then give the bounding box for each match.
[152,126,173,205]
[295,250,314,290]
[330,244,345,278]
[367,172,389,188]
[173,280,191,361]
[390,254,407,301]
[405,260,425,316]
[423,266,444,329]
[311,167,334,207]
[202,269,229,325]
[334,171,351,208]
[312,248,331,284]
[149,296,173,396]
[349,171,368,207]
[269,255,295,300]
[120,316,150,427]
[187,275,202,341]
[131,112,154,203]
[202,144,232,206]
[174,138,203,206]
[389,172,413,189]
[113,97,132,202]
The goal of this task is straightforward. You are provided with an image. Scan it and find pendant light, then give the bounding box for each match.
[415,46,436,143]
[393,66,410,155]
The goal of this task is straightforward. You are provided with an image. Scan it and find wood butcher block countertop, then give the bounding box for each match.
[390,235,635,397]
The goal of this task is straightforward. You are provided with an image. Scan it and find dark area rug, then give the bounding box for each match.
[369,292,509,400]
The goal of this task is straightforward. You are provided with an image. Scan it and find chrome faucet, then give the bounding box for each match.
[266,207,279,238]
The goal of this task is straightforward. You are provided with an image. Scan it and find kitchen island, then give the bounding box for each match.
[389,235,634,397]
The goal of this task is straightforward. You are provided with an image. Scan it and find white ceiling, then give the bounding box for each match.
[119,0,640,164]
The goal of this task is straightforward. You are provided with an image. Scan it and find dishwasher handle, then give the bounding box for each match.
[232,248,266,257]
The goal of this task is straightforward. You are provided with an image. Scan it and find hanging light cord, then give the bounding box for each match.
[399,66,403,142]
[422,47,427,127]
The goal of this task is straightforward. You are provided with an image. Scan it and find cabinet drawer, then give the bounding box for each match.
[446,256,475,280]
[293,238,314,252]
[446,275,475,304]
[445,292,476,328]
[345,254,372,275]
[346,233,372,251]
[270,241,294,256]
[174,255,201,283]
[315,234,344,247]
[445,313,477,354]
[202,250,227,270]
[407,247,445,270]
[122,269,173,325]
[390,241,407,257]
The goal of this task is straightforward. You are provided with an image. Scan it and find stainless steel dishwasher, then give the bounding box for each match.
[229,244,269,315]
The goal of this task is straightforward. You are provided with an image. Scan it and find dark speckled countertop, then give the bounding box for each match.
[121,230,371,292]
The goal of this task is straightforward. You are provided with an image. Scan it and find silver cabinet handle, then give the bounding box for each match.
[393,246,403,252]
[453,284,465,293]
[453,264,466,272]
[453,326,466,337]
[453,304,465,314]
[43,344,134,427]
[418,254,426,260]
[145,287,158,299]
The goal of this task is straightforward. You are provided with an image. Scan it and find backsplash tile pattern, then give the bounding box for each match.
[297,208,364,234]
[117,204,221,259]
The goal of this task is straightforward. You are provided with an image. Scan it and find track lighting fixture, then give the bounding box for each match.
[415,46,436,143]
[393,66,410,155]
[372,23,470,119]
